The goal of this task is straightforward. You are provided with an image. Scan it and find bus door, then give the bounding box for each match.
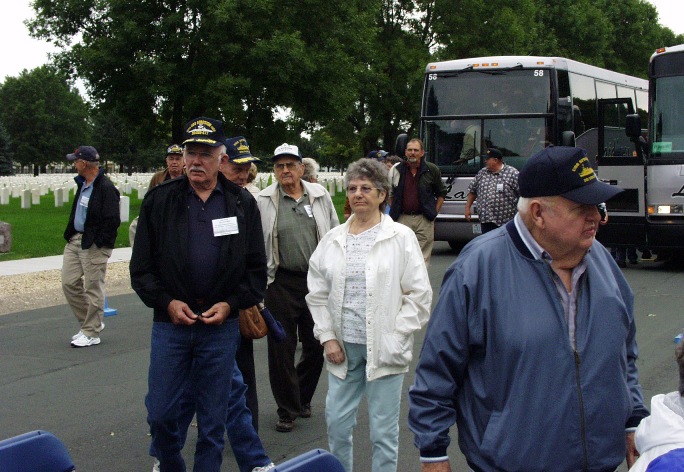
[595,98,646,248]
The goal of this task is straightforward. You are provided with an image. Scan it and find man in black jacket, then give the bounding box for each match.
[62,146,120,348]
[388,138,447,266]
[130,117,267,472]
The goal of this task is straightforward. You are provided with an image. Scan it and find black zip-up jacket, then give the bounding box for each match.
[389,159,447,222]
[63,169,121,249]
[130,174,267,322]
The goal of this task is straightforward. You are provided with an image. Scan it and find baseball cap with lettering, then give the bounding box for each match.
[272,143,302,161]
[182,117,226,147]
[519,146,623,205]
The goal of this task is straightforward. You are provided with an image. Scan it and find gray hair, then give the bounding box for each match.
[344,158,390,212]
[302,157,320,183]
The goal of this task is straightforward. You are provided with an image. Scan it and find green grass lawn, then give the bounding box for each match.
[0,187,347,261]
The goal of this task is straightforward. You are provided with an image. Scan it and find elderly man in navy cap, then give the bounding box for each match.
[62,145,120,348]
[131,117,267,472]
[409,146,649,472]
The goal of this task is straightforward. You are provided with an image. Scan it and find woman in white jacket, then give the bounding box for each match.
[630,341,684,472]
[306,158,432,472]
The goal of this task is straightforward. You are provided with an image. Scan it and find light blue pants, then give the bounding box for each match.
[326,342,404,472]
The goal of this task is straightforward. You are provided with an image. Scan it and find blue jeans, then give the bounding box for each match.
[166,363,271,472]
[146,319,238,472]
[326,342,405,472]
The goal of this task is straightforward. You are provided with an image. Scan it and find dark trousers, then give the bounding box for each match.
[265,269,324,421]
[235,337,258,431]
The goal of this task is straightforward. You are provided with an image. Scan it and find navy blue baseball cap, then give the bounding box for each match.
[166,144,183,155]
[519,147,623,205]
[182,117,226,147]
[225,136,260,164]
[483,148,503,160]
[66,146,99,161]
[368,150,389,161]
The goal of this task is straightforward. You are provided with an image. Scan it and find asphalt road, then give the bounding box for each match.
[0,242,682,471]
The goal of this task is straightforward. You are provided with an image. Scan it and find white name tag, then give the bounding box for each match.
[496,183,504,192]
[212,217,239,236]
[79,196,90,208]
[304,205,313,217]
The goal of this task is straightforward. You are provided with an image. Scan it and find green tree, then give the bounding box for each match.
[29,0,376,159]
[0,120,13,176]
[0,66,90,174]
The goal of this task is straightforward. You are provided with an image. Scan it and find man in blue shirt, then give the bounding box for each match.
[62,146,120,348]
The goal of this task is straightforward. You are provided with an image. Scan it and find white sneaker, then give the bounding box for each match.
[152,459,160,472]
[70,333,101,347]
[252,463,275,472]
[71,322,105,341]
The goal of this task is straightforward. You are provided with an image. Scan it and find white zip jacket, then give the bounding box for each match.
[630,392,684,472]
[257,180,339,285]
[306,213,432,381]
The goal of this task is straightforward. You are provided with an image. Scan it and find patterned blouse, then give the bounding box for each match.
[341,223,381,344]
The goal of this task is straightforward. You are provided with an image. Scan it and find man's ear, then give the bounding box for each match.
[530,199,545,228]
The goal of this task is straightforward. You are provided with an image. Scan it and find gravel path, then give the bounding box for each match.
[0,261,133,316]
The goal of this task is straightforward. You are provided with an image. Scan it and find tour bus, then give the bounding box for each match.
[397,56,648,249]
[641,44,684,253]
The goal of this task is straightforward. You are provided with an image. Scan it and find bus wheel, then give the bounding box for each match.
[448,240,464,252]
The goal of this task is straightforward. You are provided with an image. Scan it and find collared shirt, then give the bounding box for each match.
[74,180,95,232]
[401,169,421,214]
[513,213,589,349]
[187,184,226,300]
[277,186,318,272]
[468,164,520,226]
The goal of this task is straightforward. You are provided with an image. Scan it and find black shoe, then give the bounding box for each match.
[275,418,294,432]
[300,403,312,418]
[617,260,627,268]
[629,259,638,265]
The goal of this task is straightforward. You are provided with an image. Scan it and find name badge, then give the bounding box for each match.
[212,217,239,237]
[304,205,313,217]
[79,196,90,208]
[496,183,504,192]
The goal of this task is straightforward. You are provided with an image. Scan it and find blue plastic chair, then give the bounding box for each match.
[0,430,75,472]
[274,448,345,472]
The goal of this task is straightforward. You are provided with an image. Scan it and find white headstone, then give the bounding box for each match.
[31,188,41,205]
[0,187,9,205]
[21,189,31,209]
[120,195,130,223]
[54,188,64,207]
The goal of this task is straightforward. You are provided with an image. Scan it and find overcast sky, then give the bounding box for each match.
[2,0,683,85]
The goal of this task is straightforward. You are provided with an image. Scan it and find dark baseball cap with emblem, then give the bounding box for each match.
[519,146,623,205]
[225,136,261,164]
[483,148,503,160]
[166,144,183,155]
[66,146,99,162]
[182,117,226,147]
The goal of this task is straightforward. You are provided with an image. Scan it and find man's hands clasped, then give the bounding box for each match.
[167,300,231,325]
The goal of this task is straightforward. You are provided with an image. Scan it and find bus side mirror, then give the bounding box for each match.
[561,131,576,147]
[625,114,641,139]
[395,133,408,158]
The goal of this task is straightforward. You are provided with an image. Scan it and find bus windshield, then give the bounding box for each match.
[651,75,684,157]
[423,69,553,174]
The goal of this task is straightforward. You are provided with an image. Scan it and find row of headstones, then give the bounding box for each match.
[0,173,346,208]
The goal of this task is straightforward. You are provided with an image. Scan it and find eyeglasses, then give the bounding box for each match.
[346,185,380,195]
[275,162,300,171]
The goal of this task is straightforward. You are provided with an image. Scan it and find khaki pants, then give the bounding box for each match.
[397,213,434,267]
[61,234,112,337]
